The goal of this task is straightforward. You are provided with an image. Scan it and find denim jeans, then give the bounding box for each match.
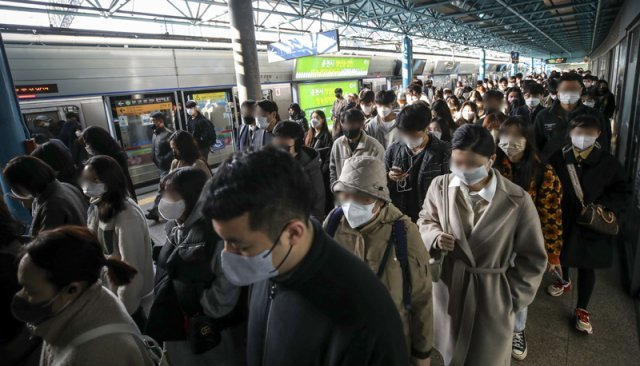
[514,306,528,332]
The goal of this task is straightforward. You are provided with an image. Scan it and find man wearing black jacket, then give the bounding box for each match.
[146,112,173,221]
[201,147,408,366]
[185,100,217,162]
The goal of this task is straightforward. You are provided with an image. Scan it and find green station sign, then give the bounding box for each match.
[545,57,568,64]
[298,80,359,128]
[295,56,371,80]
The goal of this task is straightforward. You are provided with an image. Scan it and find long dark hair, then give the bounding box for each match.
[26,226,136,288]
[494,116,542,189]
[305,110,330,147]
[505,87,525,114]
[161,167,208,222]
[31,141,79,187]
[81,126,123,156]
[431,100,456,132]
[85,155,128,222]
[170,130,201,165]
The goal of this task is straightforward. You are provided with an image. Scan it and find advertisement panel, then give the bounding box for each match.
[298,80,359,128]
[268,29,339,62]
[295,56,370,80]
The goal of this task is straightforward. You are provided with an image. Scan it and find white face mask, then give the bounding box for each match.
[341,201,376,228]
[508,83,515,88]
[186,108,195,115]
[550,94,557,100]
[558,91,581,105]
[490,130,500,142]
[85,146,97,156]
[525,97,540,108]
[361,104,373,114]
[498,136,527,158]
[82,182,106,198]
[462,110,475,121]
[10,188,33,200]
[256,116,269,129]
[583,100,595,108]
[75,130,83,138]
[403,135,424,150]
[462,92,470,99]
[310,118,321,128]
[378,106,392,118]
[158,198,186,220]
[571,134,597,150]
[431,130,443,140]
[451,160,492,185]
[584,81,592,88]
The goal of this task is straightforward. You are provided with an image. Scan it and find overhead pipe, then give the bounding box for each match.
[590,0,602,54]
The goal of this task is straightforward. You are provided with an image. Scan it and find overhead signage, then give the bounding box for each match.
[295,56,370,80]
[268,29,340,63]
[115,96,172,107]
[545,57,568,64]
[298,80,358,128]
[115,102,172,117]
[15,83,59,98]
[510,51,519,64]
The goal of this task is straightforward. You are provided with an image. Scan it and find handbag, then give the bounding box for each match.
[185,313,222,355]
[429,174,450,282]
[566,163,619,235]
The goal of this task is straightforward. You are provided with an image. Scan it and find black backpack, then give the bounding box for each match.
[325,207,412,310]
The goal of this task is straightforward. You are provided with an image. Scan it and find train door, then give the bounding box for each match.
[182,89,235,167]
[621,26,640,180]
[106,92,178,185]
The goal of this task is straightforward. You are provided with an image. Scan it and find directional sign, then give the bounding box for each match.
[545,57,568,64]
[268,29,340,63]
[511,51,520,64]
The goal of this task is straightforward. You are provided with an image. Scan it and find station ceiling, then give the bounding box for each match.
[0,0,624,59]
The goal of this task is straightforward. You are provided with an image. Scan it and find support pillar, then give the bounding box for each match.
[0,34,31,222]
[228,0,262,103]
[479,47,486,81]
[402,36,413,90]
[531,57,535,74]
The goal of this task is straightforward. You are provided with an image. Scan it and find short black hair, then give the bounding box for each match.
[289,103,302,113]
[451,123,495,157]
[499,77,508,83]
[162,167,208,220]
[359,90,375,104]
[241,99,256,109]
[334,88,343,94]
[375,90,396,105]
[483,90,504,102]
[185,100,198,108]
[547,78,559,93]
[341,108,366,125]
[257,99,279,114]
[65,111,79,120]
[515,73,523,79]
[273,121,305,152]
[523,82,544,96]
[150,112,166,122]
[408,83,422,94]
[201,147,312,239]
[396,103,431,132]
[569,114,601,131]
[559,72,583,85]
[3,155,55,196]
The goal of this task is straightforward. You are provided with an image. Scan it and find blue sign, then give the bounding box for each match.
[511,51,520,64]
[267,29,340,63]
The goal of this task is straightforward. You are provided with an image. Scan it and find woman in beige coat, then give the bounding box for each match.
[419,124,547,365]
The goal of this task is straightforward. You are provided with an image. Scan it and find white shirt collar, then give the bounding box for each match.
[449,170,498,202]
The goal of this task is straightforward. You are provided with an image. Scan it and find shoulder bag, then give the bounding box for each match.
[566,163,618,235]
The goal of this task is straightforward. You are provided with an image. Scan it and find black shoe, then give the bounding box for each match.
[512,330,527,360]
[145,210,160,221]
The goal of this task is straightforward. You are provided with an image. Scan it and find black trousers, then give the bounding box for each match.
[562,266,596,310]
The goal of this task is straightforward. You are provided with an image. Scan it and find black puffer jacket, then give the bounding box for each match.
[151,127,174,172]
[145,201,241,342]
[246,219,408,366]
[30,180,88,236]
[298,146,326,220]
[534,100,610,162]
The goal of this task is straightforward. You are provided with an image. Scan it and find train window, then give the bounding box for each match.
[183,90,235,166]
[22,105,80,143]
[109,93,177,175]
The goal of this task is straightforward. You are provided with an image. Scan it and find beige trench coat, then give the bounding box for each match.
[418,172,547,365]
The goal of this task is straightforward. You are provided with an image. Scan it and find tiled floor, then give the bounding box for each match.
[138,190,640,365]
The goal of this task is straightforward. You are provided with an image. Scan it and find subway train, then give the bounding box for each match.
[7,44,511,187]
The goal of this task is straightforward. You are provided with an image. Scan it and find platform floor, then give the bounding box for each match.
[137,190,640,365]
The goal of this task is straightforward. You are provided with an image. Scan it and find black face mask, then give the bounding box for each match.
[173,151,180,159]
[343,128,361,140]
[243,116,255,125]
[335,93,342,99]
[151,125,157,130]
[11,292,64,325]
[484,107,498,115]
